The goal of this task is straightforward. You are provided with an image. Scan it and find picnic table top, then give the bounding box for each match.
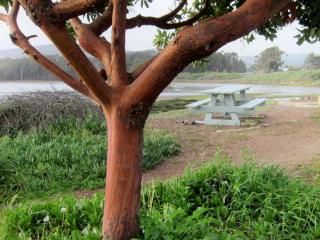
[204,85,251,95]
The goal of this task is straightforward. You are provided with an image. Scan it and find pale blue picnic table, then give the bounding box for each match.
[186,85,267,126]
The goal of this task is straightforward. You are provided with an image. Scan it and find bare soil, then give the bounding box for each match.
[143,101,320,183]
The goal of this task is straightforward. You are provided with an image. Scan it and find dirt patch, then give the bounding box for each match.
[143,103,320,183]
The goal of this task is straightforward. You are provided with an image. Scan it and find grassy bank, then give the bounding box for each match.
[176,69,320,86]
[1,159,319,239]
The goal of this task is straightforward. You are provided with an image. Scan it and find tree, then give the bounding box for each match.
[304,53,320,69]
[252,46,285,73]
[184,52,247,73]
[0,0,319,239]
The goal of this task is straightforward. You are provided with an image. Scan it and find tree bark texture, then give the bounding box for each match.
[102,106,145,239]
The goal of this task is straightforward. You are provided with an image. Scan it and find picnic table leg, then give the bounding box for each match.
[223,94,236,116]
[204,113,213,124]
[210,94,217,106]
[224,94,235,106]
[202,95,217,123]
[202,94,241,126]
[230,113,241,126]
[240,90,247,101]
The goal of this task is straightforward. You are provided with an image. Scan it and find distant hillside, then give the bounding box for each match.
[0,44,309,68]
[0,44,59,58]
[0,45,158,59]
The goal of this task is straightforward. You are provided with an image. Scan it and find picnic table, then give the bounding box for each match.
[186,85,267,126]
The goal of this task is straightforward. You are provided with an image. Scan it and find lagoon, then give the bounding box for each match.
[1,80,320,98]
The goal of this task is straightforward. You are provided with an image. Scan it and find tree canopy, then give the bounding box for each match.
[251,46,285,73]
[304,53,320,69]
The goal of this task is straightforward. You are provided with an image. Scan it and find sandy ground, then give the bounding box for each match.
[143,101,320,183]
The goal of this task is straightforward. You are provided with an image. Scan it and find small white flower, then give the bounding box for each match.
[81,226,89,235]
[43,215,50,223]
[60,207,67,213]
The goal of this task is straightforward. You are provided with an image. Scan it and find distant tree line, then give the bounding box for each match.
[304,53,320,69]
[2,48,320,81]
[0,51,247,81]
[250,46,285,73]
[250,46,320,73]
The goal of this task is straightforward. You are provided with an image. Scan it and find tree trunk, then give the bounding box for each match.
[102,107,144,240]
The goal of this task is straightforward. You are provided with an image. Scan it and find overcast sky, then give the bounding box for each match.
[1,1,320,56]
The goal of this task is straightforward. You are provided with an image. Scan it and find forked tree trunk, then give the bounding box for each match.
[102,107,144,239]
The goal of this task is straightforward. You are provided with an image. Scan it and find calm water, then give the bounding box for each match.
[1,81,320,98]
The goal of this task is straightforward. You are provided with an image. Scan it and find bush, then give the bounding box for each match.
[0,115,180,203]
[0,92,101,136]
[2,160,320,239]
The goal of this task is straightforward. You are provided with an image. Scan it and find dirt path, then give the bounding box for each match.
[143,103,320,183]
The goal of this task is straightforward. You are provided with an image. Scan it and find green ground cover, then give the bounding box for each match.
[1,158,319,239]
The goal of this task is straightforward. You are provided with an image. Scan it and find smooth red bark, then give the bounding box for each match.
[103,106,144,239]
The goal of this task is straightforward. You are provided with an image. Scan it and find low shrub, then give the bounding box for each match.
[0,116,180,203]
[2,160,320,239]
[0,92,101,136]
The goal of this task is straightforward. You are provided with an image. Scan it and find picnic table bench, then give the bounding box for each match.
[186,85,267,126]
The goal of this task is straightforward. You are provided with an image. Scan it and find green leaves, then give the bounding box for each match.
[0,0,10,12]
[251,46,285,73]
[137,0,153,8]
[153,29,176,50]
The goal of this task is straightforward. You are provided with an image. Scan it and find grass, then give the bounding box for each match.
[312,112,320,124]
[298,155,320,185]
[175,69,320,86]
[1,156,320,239]
[149,96,207,119]
[176,72,244,81]
[151,98,196,113]
[0,115,180,203]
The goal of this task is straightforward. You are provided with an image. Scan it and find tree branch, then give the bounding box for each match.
[52,0,103,21]
[0,13,8,22]
[69,18,112,77]
[88,1,113,35]
[18,0,113,105]
[125,0,291,106]
[110,0,127,86]
[126,0,209,30]
[89,0,190,35]
[0,1,97,101]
